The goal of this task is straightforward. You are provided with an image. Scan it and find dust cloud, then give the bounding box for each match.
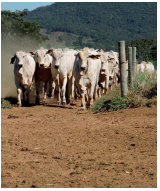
[1,50,16,98]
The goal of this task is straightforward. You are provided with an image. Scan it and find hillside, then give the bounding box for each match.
[24,2,157,51]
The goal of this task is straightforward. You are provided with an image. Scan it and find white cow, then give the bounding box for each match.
[46,48,77,105]
[145,62,155,73]
[136,61,146,73]
[74,50,101,110]
[98,52,109,97]
[30,47,54,105]
[10,51,36,106]
[107,50,119,65]
[107,50,120,86]
[108,58,118,91]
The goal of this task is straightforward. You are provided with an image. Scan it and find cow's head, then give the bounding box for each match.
[75,50,100,75]
[99,54,109,75]
[46,48,63,69]
[10,51,27,68]
[30,47,51,68]
[108,58,117,80]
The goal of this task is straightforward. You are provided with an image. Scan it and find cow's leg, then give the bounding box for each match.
[93,83,98,101]
[22,86,27,106]
[48,81,55,98]
[105,76,109,94]
[54,79,61,105]
[21,86,25,106]
[17,87,22,107]
[15,78,22,106]
[71,76,75,101]
[97,85,101,98]
[43,82,47,104]
[48,80,53,98]
[25,86,31,106]
[66,76,74,104]
[80,91,86,110]
[35,80,40,105]
[62,76,67,105]
[88,84,95,108]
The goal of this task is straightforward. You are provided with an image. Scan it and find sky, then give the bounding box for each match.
[1,1,54,12]
[1,0,157,12]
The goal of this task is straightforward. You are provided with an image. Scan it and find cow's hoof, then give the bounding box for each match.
[62,101,66,105]
[47,93,52,98]
[66,100,71,105]
[79,107,86,111]
[57,101,61,105]
[17,103,22,107]
[42,100,47,105]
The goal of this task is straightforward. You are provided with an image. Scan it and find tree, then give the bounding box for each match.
[1,10,49,51]
[126,38,157,61]
[149,44,157,61]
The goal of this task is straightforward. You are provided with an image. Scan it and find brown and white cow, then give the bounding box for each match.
[30,47,54,105]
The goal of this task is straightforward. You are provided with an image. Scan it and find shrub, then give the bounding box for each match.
[92,71,157,113]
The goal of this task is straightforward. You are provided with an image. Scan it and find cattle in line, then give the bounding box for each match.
[74,49,101,110]
[29,47,54,105]
[10,51,36,106]
[46,48,77,105]
[144,62,154,73]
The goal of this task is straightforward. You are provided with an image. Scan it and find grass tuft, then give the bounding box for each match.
[92,71,157,113]
[1,96,17,109]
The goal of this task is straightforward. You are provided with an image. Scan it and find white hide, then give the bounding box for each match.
[47,48,77,105]
[10,51,36,106]
[73,50,101,110]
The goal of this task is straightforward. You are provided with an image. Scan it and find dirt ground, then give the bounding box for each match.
[1,97,157,188]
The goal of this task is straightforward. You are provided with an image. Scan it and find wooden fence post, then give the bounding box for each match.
[118,41,128,97]
[132,47,136,80]
[128,47,133,86]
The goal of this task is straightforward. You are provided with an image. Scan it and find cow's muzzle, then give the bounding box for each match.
[101,69,105,72]
[18,64,23,68]
[81,66,86,71]
[40,64,44,67]
[109,76,113,80]
[55,65,59,69]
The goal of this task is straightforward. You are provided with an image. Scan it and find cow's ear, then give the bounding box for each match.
[96,49,102,52]
[10,56,15,64]
[46,49,53,54]
[29,51,35,55]
[88,55,100,59]
[108,58,115,62]
[75,53,79,58]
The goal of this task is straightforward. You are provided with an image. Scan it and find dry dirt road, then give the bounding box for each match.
[1,98,157,188]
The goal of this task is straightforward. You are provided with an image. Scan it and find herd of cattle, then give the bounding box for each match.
[9,47,155,110]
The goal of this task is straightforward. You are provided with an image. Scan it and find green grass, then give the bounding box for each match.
[92,71,157,113]
[1,96,17,109]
